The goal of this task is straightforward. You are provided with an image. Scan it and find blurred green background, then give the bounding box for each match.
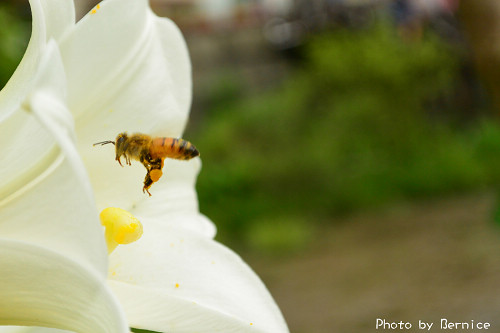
[189,23,500,253]
[4,0,500,332]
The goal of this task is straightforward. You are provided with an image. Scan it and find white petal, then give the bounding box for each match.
[108,224,289,333]
[27,40,91,200]
[0,42,128,332]
[0,240,127,333]
[0,108,56,198]
[151,14,192,119]
[0,42,104,270]
[0,0,74,118]
[0,141,128,331]
[0,35,69,198]
[62,0,190,128]
[131,159,216,238]
[38,0,75,41]
[0,328,69,333]
[58,0,192,209]
[0,150,106,272]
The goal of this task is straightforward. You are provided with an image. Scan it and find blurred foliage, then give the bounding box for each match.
[189,23,500,252]
[0,4,30,89]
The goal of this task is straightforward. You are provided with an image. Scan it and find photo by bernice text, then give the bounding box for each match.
[376,318,491,330]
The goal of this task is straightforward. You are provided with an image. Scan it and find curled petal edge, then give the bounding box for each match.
[109,281,283,333]
[0,240,128,333]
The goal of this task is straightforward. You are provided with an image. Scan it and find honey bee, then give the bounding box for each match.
[94,132,199,196]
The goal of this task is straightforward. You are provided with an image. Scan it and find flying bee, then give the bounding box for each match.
[94,132,200,196]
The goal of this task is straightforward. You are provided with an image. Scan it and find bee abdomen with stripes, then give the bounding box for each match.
[150,137,199,160]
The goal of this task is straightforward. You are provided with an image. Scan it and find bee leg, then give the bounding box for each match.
[140,156,152,172]
[116,155,123,167]
[141,158,164,197]
[150,158,163,171]
[143,172,153,196]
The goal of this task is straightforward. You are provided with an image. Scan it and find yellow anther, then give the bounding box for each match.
[100,207,143,254]
[90,3,100,14]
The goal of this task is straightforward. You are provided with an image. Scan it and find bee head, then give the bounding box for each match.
[115,132,128,156]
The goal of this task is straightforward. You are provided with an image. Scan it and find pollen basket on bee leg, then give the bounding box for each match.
[149,169,163,182]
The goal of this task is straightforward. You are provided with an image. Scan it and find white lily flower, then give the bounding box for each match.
[64,1,288,332]
[1,0,289,332]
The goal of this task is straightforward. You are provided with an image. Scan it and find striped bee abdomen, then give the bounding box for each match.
[149,137,200,160]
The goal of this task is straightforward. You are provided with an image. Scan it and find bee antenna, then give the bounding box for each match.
[93,140,115,146]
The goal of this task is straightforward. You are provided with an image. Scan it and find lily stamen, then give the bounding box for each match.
[100,207,143,254]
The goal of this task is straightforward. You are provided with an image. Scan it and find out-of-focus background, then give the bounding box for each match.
[4,0,500,331]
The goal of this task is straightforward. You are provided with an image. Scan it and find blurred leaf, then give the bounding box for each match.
[0,4,30,89]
